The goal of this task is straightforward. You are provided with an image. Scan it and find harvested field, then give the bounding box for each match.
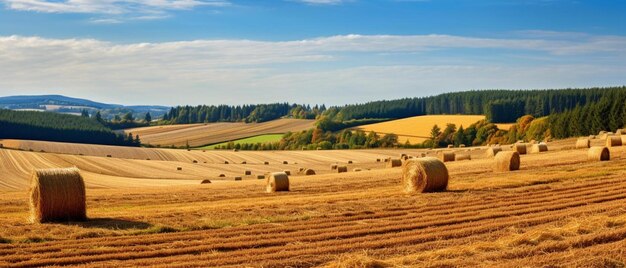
[0,138,625,267]
[353,115,514,144]
[123,119,315,147]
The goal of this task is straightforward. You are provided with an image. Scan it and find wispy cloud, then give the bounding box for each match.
[0,33,624,105]
[290,0,347,5]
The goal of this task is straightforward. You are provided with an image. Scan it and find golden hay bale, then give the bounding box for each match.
[514,143,527,155]
[30,168,86,223]
[337,166,348,173]
[266,172,289,193]
[298,167,305,172]
[192,160,198,163]
[402,157,448,193]
[455,154,471,161]
[283,161,288,164]
[224,161,229,164]
[485,147,502,158]
[264,161,269,165]
[348,160,353,164]
[384,158,390,163]
[303,169,316,175]
[530,144,548,153]
[218,174,225,177]
[447,144,453,148]
[201,179,211,184]
[439,151,455,162]
[588,146,610,161]
[283,170,291,176]
[106,155,112,158]
[177,167,182,171]
[233,149,239,152]
[494,151,520,172]
[616,129,624,135]
[606,136,622,147]
[621,136,626,146]
[589,135,596,139]
[420,153,427,157]
[376,158,381,162]
[401,155,409,161]
[400,153,407,158]
[244,170,251,175]
[257,175,265,180]
[234,177,242,181]
[576,138,591,149]
[386,159,402,168]
[459,144,466,148]
[330,164,338,170]
[241,161,247,164]
[353,168,362,172]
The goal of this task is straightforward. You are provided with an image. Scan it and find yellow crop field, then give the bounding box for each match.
[0,137,625,267]
[354,115,514,144]
[124,118,315,147]
[0,139,626,267]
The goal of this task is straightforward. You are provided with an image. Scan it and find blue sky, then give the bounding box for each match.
[0,0,624,106]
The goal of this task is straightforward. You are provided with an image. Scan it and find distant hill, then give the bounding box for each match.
[0,95,170,120]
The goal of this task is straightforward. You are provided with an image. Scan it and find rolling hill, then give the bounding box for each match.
[124,118,315,147]
[353,115,514,144]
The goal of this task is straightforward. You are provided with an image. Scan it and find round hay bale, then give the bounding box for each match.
[402,157,448,193]
[401,155,409,161]
[264,161,269,165]
[29,168,86,223]
[376,158,381,162]
[514,143,527,155]
[330,164,338,170]
[455,154,471,161]
[353,168,362,172]
[303,169,316,175]
[347,160,353,164]
[617,129,624,135]
[420,153,427,157]
[233,149,239,152]
[234,177,242,181]
[384,158,390,163]
[447,144,453,148]
[266,172,289,193]
[177,167,182,171]
[283,161,288,164]
[283,170,291,176]
[106,155,112,158]
[244,170,251,175]
[588,146,610,161]
[621,136,626,146]
[400,153,407,158]
[606,136,622,147]
[224,161,229,164]
[218,174,225,177]
[298,167,305,172]
[192,160,198,164]
[589,135,596,140]
[485,147,502,158]
[337,166,348,173]
[201,179,211,184]
[439,151,455,162]
[459,144,465,148]
[387,159,402,168]
[530,144,548,153]
[257,175,265,180]
[576,138,591,149]
[494,151,520,172]
[241,161,247,164]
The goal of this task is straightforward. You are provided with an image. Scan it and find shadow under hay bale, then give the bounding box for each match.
[606,136,622,147]
[30,168,86,223]
[530,144,548,153]
[337,166,348,173]
[494,151,520,172]
[402,157,448,193]
[70,218,151,230]
[387,159,402,168]
[588,146,610,161]
[266,172,289,193]
[234,177,242,181]
[576,138,591,149]
[201,179,211,184]
[485,147,502,158]
[257,175,265,180]
[353,168,362,172]
[439,151,455,162]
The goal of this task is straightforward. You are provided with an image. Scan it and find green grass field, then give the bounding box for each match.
[197,134,284,149]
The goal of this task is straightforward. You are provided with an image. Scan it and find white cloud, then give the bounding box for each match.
[292,0,346,5]
[0,33,624,105]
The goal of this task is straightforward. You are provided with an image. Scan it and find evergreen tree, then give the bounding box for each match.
[144,112,152,123]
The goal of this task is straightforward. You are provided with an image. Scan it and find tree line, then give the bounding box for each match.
[162,103,326,124]
[0,109,140,146]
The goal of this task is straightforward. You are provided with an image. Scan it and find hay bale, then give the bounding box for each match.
[283,161,288,164]
[353,168,362,172]
[257,175,265,180]
[224,161,229,164]
[606,136,622,147]
[192,160,198,164]
[283,170,291,176]
[106,155,112,158]
[576,138,591,149]
[485,147,502,158]
[264,161,269,165]
[298,167,305,172]
[303,169,316,175]
[201,179,211,184]
[494,151,520,172]
[447,144,453,148]
[29,168,86,223]
[234,177,242,181]
[530,144,548,153]
[337,166,348,173]
[233,149,239,152]
[455,154,471,161]
[376,158,381,162]
[386,159,402,168]
[347,160,353,164]
[266,172,289,193]
[621,136,626,146]
[177,167,182,171]
[245,170,251,175]
[589,135,596,140]
[402,157,448,193]
[514,143,527,155]
[241,161,247,164]
[588,146,610,161]
[384,158,390,163]
[459,144,465,148]
[439,151,455,162]
[401,155,409,161]
[616,129,624,135]
[218,174,225,177]
[330,164,338,170]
